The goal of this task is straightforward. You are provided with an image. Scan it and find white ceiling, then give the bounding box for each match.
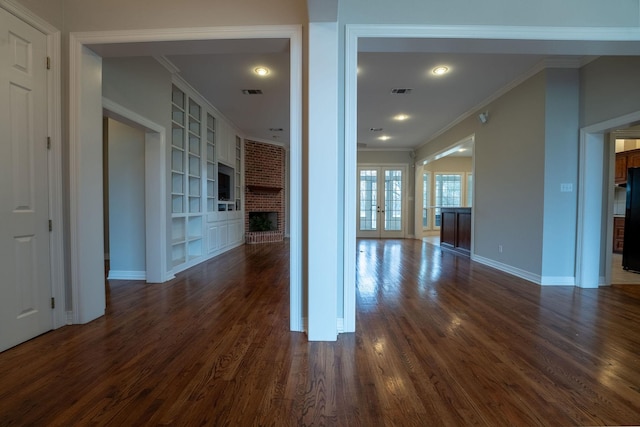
[90,36,640,155]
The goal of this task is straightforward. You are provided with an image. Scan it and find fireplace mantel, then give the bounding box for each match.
[246,185,282,193]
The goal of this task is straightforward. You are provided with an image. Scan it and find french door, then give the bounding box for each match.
[357,166,406,238]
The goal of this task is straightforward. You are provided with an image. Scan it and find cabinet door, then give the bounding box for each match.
[615,153,628,184]
[627,150,640,169]
[613,217,625,254]
[207,224,219,254]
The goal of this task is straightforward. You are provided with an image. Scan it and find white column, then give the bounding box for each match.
[576,132,604,288]
[307,22,339,341]
[71,45,106,322]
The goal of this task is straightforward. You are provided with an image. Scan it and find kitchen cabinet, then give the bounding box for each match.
[615,148,640,184]
[614,216,625,254]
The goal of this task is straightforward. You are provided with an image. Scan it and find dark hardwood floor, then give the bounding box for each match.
[1,239,640,426]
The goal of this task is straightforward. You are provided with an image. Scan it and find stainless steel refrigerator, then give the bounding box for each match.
[623,167,640,272]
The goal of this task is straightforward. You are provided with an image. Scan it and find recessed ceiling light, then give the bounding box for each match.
[254,67,270,76]
[394,114,410,121]
[432,66,449,76]
[458,148,466,152]
[378,135,391,141]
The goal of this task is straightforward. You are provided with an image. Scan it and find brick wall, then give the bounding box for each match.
[244,140,285,242]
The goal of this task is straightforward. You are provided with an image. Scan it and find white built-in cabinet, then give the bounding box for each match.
[170,82,243,273]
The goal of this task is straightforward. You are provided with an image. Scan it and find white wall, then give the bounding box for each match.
[107,118,146,276]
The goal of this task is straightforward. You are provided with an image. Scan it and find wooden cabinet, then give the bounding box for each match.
[440,207,471,256]
[614,217,625,254]
[615,148,640,184]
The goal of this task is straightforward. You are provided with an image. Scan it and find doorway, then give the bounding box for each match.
[357,166,406,239]
[103,117,147,280]
[69,27,303,330]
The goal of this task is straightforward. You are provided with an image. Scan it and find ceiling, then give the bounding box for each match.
[90,36,640,156]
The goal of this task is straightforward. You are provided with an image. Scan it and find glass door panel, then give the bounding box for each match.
[384,169,402,231]
[357,167,405,238]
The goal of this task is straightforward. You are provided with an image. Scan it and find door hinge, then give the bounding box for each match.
[46,56,51,70]
[51,297,55,309]
[47,137,51,150]
[48,219,52,232]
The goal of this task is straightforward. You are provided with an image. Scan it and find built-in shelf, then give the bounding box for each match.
[246,185,282,193]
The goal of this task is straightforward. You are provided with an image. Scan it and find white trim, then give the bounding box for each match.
[576,110,640,288]
[344,24,640,333]
[70,25,303,332]
[0,1,65,329]
[102,97,170,283]
[472,255,541,285]
[107,271,146,281]
[153,55,180,74]
[540,276,576,286]
[337,317,344,334]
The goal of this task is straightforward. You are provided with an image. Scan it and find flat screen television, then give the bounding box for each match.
[218,171,231,201]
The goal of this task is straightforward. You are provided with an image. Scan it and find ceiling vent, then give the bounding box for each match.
[269,128,283,132]
[370,127,383,132]
[390,88,412,94]
[242,89,263,95]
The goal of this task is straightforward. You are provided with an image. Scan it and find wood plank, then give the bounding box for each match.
[1,239,640,425]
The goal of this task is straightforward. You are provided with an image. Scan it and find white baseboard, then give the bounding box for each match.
[540,276,576,286]
[107,270,146,280]
[472,255,541,285]
[473,256,579,287]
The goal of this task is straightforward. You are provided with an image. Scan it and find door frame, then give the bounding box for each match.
[344,24,640,333]
[577,110,640,288]
[0,0,65,328]
[103,97,168,283]
[357,164,408,239]
[69,26,303,329]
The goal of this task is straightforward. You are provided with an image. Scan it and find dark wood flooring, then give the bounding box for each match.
[1,239,640,426]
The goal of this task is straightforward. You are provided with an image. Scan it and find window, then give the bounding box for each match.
[359,170,377,231]
[466,173,473,207]
[435,173,462,227]
[422,172,430,229]
[384,169,402,231]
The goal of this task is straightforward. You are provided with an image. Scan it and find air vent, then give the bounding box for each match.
[269,128,283,132]
[242,89,263,95]
[370,127,383,132]
[391,88,412,94]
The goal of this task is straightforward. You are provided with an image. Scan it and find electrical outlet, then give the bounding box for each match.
[560,183,573,192]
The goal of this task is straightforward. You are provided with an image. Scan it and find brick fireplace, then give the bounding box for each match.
[244,140,285,244]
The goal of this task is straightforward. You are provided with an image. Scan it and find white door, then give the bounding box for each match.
[357,167,405,239]
[0,9,52,352]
